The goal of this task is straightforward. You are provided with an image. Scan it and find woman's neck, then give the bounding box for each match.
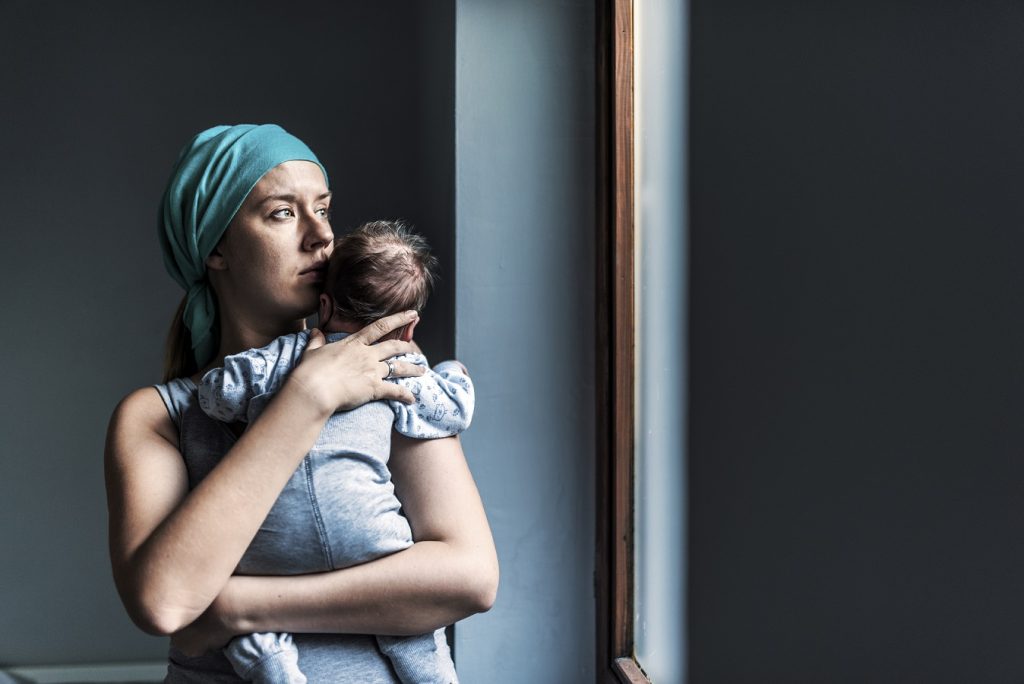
[211,316,307,368]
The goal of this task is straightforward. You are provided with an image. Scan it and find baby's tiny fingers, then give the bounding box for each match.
[305,328,326,351]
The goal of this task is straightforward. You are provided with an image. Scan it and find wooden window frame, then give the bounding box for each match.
[595,0,649,682]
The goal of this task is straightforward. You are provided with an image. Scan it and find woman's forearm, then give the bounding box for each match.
[217,540,497,637]
[212,434,499,638]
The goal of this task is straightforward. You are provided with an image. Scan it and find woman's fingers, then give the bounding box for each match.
[349,310,420,345]
[378,359,427,380]
[372,339,418,361]
[291,317,425,413]
[389,359,426,378]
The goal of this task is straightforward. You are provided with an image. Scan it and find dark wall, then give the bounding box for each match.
[689,2,1024,682]
[0,0,452,664]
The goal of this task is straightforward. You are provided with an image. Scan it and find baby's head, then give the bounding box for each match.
[318,220,438,341]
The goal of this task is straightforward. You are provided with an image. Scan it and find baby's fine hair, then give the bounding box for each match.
[325,220,438,325]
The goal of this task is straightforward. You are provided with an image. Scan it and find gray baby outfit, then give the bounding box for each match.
[200,330,472,684]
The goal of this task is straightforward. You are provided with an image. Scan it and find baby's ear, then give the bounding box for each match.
[399,318,418,342]
[318,294,333,324]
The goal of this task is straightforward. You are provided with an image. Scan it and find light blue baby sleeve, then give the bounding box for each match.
[197,332,308,423]
[388,355,475,439]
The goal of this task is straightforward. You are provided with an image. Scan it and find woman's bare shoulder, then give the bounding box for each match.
[108,386,177,450]
[105,386,188,537]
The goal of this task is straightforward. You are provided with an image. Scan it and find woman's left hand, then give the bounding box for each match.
[169,602,235,656]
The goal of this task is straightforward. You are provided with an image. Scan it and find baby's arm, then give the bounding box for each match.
[198,334,303,424]
[389,355,475,439]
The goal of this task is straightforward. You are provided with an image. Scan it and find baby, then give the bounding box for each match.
[198,220,473,684]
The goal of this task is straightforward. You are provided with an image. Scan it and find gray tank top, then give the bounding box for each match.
[154,377,401,683]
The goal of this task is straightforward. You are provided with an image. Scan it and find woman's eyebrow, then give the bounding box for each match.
[258,191,333,205]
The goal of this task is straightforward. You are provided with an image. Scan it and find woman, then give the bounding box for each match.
[104,124,498,682]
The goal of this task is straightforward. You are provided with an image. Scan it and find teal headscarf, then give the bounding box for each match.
[159,124,329,369]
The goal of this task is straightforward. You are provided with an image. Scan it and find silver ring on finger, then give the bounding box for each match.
[383,359,396,379]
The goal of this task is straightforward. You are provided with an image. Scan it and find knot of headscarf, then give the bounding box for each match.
[158,124,328,370]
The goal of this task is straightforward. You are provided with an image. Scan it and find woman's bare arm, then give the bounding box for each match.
[106,382,338,635]
[200,434,498,639]
[106,312,422,636]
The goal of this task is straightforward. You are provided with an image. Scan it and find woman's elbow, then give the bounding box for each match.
[458,552,499,614]
[125,599,188,636]
[118,582,197,636]
[470,575,498,614]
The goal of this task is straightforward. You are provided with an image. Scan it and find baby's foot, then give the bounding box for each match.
[224,632,307,684]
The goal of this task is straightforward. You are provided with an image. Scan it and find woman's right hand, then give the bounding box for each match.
[287,310,426,415]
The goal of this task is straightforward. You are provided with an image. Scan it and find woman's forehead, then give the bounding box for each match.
[253,160,329,197]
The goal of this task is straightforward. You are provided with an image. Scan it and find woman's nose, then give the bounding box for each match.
[302,212,334,252]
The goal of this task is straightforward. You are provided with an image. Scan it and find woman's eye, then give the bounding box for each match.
[316,207,332,219]
[271,207,295,219]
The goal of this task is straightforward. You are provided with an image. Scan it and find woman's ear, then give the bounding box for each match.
[205,245,228,271]
[398,318,418,342]
[318,293,334,325]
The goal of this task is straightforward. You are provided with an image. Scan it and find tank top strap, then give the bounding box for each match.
[153,377,198,430]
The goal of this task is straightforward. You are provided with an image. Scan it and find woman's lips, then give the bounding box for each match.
[300,263,328,282]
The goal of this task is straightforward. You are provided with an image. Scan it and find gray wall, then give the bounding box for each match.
[0,0,453,665]
[690,2,1024,681]
[453,1,596,681]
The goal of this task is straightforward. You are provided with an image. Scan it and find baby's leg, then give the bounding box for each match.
[377,630,458,684]
[224,632,307,684]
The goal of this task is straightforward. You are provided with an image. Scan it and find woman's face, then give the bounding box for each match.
[209,160,334,329]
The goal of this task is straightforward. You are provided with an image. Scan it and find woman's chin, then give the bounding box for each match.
[290,290,321,316]
[266,303,318,331]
